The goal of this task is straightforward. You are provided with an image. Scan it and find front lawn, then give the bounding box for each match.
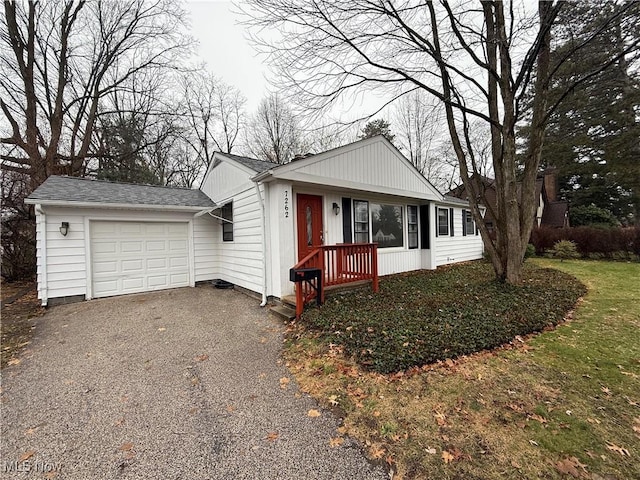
[285,260,640,479]
[303,262,586,373]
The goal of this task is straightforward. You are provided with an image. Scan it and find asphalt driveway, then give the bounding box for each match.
[0,286,387,479]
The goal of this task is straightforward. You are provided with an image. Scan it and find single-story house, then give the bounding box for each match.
[25,136,484,308]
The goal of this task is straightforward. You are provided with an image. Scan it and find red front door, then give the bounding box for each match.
[296,194,323,261]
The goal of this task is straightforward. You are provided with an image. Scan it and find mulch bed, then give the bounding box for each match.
[1,282,44,368]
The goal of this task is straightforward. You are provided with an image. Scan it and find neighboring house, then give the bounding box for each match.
[447,168,569,233]
[25,136,484,307]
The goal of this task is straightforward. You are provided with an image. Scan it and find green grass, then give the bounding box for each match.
[286,259,640,479]
[303,261,586,373]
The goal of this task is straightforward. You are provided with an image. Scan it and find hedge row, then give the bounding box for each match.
[530,226,640,257]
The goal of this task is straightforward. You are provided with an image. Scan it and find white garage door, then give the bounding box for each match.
[90,221,190,298]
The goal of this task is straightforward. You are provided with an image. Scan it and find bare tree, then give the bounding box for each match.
[1,0,191,188]
[245,93,305,164]
[394,91,446,175]
[1,0,191,278]
[243,0,639,284]
[180,71,246,169]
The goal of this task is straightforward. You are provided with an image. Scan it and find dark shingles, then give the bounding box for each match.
[541,201,569,227]
[218,152,275,173]
[26,176,215,208]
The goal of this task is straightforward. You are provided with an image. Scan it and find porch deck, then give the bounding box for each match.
[290,243,379,319]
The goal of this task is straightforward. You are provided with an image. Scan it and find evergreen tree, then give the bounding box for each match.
[537,0,640,224]
[359,119,395,144]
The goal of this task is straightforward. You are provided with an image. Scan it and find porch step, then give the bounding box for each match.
[270,305,296,321]
[281,295,297,308]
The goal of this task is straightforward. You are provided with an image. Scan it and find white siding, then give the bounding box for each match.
[34,207,216,304]
[206,186,265,294]
[276,138,441,200]
[200,160,254,202]
[193,214,218,282]
[434,205,484,266]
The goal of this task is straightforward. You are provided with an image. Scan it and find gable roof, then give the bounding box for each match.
[541,201,569,227]
[251,135,444,201]
[25,176,215,209]
[217,152,274,174]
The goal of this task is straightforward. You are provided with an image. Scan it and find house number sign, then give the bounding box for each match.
[283,189,290,218]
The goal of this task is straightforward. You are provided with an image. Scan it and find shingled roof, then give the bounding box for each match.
[218,152,275,173]
[25,176,216,208]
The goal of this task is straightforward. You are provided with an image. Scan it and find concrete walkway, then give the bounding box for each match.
[0,286,387,479]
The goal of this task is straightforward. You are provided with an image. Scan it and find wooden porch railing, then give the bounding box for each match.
[291,243,379,319]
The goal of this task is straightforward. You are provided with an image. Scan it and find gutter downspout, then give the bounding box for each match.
[35,204,48,306]
[253,181,268,307]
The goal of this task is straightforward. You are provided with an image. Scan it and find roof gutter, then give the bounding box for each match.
[24,198,212,212]
[250,170,274,183]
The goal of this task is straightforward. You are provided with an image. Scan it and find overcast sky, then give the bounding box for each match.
[185,1,270,111]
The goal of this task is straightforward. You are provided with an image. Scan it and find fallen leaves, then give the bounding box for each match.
[369,444,385,459]
[600,386,612,396]
[266,432,279,442]
[605,442,630,457]
[633,417,640,438]
[529,413,548,424]
[195,354,209,362]
[328,394,339,406]
[7,358,21,366]
[433,410,447,427]
[19,450,35,462]
[329,437,344,448]
[554,456,588,478]
[307,409,321,418]
[441,450,455,464]
[279,377,290,389]
[118,442,136,460]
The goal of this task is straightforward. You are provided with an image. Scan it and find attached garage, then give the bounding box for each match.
[25,176,219,305]
[90,221,190,298]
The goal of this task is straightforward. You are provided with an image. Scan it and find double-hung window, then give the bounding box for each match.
[407,205,418,249]
[222,202,233,241]
[437,207,449,236]
[463,210,474,236]
[353,200,369,243]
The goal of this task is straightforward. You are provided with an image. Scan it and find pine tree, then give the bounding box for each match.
[539,0,640,224]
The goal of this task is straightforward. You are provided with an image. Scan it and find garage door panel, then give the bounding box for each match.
[148,275,170,287]
[93,261,118,274]
[121,241,144,253]
[147,258,167,269]
[146,240,166,252]
[91,221,190,298]
[93,241,117,254]
[170,273,189,284]
[121,259,144,272]
[169,256,188,268]
[169,239,188,252]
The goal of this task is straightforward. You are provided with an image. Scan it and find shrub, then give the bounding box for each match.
[570,204,619,227]
[524,243,536,260]
[301,262,586,373]
[552,240,579,261]
[531,226,640,259]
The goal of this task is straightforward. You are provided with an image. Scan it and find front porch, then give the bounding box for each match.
[289,243,379,319]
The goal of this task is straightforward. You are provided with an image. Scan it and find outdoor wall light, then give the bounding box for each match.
[59,222,69,236]
[332,202,340,215]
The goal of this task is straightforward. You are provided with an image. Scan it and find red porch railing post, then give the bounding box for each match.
[372,243,379,292]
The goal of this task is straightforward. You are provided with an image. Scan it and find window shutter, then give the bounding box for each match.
[462,210,467,236]
[449,208,454,236]
[342,197,352,243]
[435,206,439,237]
[420,204,430,249]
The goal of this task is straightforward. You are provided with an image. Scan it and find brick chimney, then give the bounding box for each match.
[543,167,558,202]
